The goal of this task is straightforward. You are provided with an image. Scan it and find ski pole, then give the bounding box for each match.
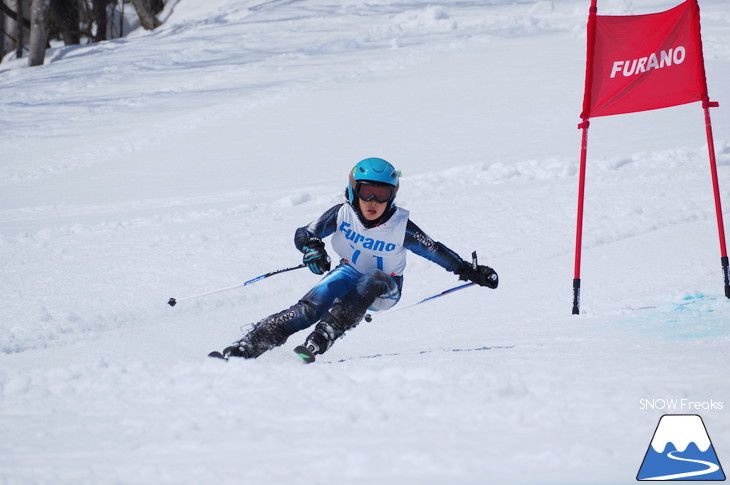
[364,282,475,322]
[167,263,306,307]
[365,251,480,322]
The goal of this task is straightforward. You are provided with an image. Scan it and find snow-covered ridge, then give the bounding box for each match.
[651,415,712,453]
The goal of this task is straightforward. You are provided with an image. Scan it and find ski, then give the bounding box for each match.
[305,345,513,365]
[293,345,316,364]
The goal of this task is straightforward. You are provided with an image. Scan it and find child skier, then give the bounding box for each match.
[211,157,498,362]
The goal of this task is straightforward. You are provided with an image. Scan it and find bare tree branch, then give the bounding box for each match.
[0,1,31,29]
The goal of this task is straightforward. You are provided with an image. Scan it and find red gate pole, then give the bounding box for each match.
[573,120,590,314]
[573,0,598,314]
[702,99,730,298]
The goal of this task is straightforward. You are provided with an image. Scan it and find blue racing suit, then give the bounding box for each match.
[263,202,469,337]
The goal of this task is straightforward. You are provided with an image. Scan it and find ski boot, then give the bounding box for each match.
[209,321,288,360]
[294,320,338,364]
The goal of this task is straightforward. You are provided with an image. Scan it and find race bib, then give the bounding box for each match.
[330,205,409,275]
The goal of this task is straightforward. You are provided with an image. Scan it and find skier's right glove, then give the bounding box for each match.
[458,262,499,289]
[302,238,331,275]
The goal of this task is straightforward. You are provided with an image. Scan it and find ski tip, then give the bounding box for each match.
[293,345,316,364]
[168,298,177,307]
[208,350,228,361]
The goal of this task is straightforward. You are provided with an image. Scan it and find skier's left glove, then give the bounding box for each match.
[458,262,499,289]
[302,238,331,275]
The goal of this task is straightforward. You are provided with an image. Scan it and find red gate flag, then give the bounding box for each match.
[581,0,709,119]
[572,0,728,315]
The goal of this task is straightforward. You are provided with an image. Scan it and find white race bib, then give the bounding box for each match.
[330,205,409,275]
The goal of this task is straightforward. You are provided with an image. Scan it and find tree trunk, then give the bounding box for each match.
[1,9,6,61]
[49,0,79,45]
[150,0,164,15]
[28,0,49,66]
[130,0,160,30]
[92,0,109,41]
[16,0,24,58]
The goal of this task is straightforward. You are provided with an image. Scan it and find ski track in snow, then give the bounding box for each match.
[1,0,730,483]
[644,450,720,480]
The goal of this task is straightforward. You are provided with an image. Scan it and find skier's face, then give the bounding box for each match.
[358,198,387,221]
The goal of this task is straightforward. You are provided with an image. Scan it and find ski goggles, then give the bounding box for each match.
[355,182,395,203]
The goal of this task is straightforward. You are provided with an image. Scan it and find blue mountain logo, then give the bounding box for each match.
[637,414,725,481]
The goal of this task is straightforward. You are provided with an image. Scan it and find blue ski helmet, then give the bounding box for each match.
[347,157,400,207]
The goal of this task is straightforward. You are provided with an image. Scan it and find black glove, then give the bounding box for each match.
[302,238,331,275]
[458,261,499,289]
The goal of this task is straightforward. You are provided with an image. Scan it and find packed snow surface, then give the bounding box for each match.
[1,0,730,483]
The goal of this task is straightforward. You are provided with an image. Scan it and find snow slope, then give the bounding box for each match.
[1,0,730,483]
